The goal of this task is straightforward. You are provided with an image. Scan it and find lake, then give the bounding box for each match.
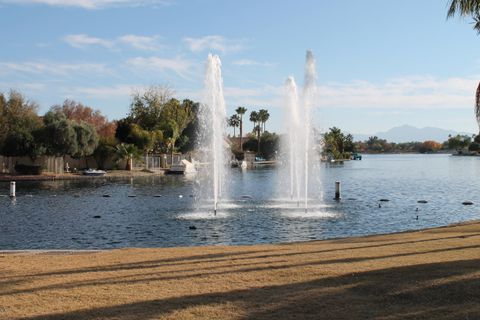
[1,154,479,249]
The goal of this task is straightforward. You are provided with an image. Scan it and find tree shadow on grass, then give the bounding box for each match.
[16,258,480,320]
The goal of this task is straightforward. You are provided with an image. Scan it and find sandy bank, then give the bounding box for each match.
[1,221,479,319]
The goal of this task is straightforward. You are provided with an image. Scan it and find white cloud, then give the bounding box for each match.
[127,56,195,79]
[0,61,109,76]
[183,35,244,54]
[0,0,172,9]
[65,84,141,98]
[63,34,114,49]
[317,75,479,109]
[117,34,162,51]
[63,33,163,51]
[233,59,274,67]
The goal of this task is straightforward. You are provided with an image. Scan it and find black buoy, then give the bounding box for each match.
[102,194,111,198]
[416,215,419,220]
[379,199,390,202]
[189,225,197,230]
[462,201,474,206]
[417,200,428,204]
[93,215,101,219]
[378,203,382,208]
[415,207,419,212]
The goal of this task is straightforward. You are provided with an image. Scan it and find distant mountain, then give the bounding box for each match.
[353,125,474,143]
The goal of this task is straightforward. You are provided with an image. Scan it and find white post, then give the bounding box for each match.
[10,181,16,198]
[335,181,341,200]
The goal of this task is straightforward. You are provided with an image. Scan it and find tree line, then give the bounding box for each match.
[321,127,479,159]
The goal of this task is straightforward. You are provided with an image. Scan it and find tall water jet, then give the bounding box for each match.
[196,54,229,215]
[302,50,318,212]
[279,50,319,213]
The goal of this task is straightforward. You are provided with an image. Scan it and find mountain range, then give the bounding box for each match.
[353,125,474,143]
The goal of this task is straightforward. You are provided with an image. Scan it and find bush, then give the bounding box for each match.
[14,164,43,175]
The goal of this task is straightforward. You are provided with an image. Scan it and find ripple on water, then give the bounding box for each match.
[281,209,338,219]
[177,211,230,220]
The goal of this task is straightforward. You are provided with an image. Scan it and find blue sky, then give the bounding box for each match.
[0,0,479,136]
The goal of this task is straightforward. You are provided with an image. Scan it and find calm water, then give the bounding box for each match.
[1,154,479,249]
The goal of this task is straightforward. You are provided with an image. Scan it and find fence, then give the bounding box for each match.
[132,153,191,171]
[0,155,64,174]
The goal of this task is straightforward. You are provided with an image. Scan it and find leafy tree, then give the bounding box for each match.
[129,85,174,130]
[0,90,41,154]
[41,110,77,157]
[1,127,43,160]
[235,106,247,150]
[158,98,195,154]
[55,100,117,138]
[419,140,443,153]
[447,0,480,33]
[71,122,99,167]
[448,134,472,152]
[93,137,116,170]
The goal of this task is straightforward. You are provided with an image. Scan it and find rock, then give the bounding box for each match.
[417,200,428,204]
[189,225,197,230]
[93,215,101,218]
[178,195,183,198]
[379,199,390,202]
[462,201,474,205]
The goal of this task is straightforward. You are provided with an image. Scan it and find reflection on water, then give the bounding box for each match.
[0,154,479,249]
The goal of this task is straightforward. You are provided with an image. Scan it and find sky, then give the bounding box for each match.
[0,0,479,136]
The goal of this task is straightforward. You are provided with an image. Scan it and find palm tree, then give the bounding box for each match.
[228,114,240,137]
[476,82,480,133]
[115,143,142,171]
[447,0,480,33]
[258,109,270,132]
[235,106,247,150]
[250,111,261,153]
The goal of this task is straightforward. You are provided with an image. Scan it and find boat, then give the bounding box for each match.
[83,169,107,176]
[351,153,362,160]
[168,159,197,175]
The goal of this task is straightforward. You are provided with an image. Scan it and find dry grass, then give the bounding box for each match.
[1,222,480,319]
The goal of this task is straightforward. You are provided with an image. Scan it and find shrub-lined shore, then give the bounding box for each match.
[0,221,479,319]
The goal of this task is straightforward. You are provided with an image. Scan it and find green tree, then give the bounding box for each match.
[40,110,78,157]
[129,85,174,130]
[448,134,472,152]
[235,106,247,150]
[93,137,116,170]
[447,0,480,33]
[71,122,99,167]
[0,90,41,155]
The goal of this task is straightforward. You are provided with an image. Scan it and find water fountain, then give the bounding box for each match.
[195,54,229,215]
[280,50,319,213]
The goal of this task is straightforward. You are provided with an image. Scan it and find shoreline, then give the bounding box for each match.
[0,169,166,182]
[1,220,479,319]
